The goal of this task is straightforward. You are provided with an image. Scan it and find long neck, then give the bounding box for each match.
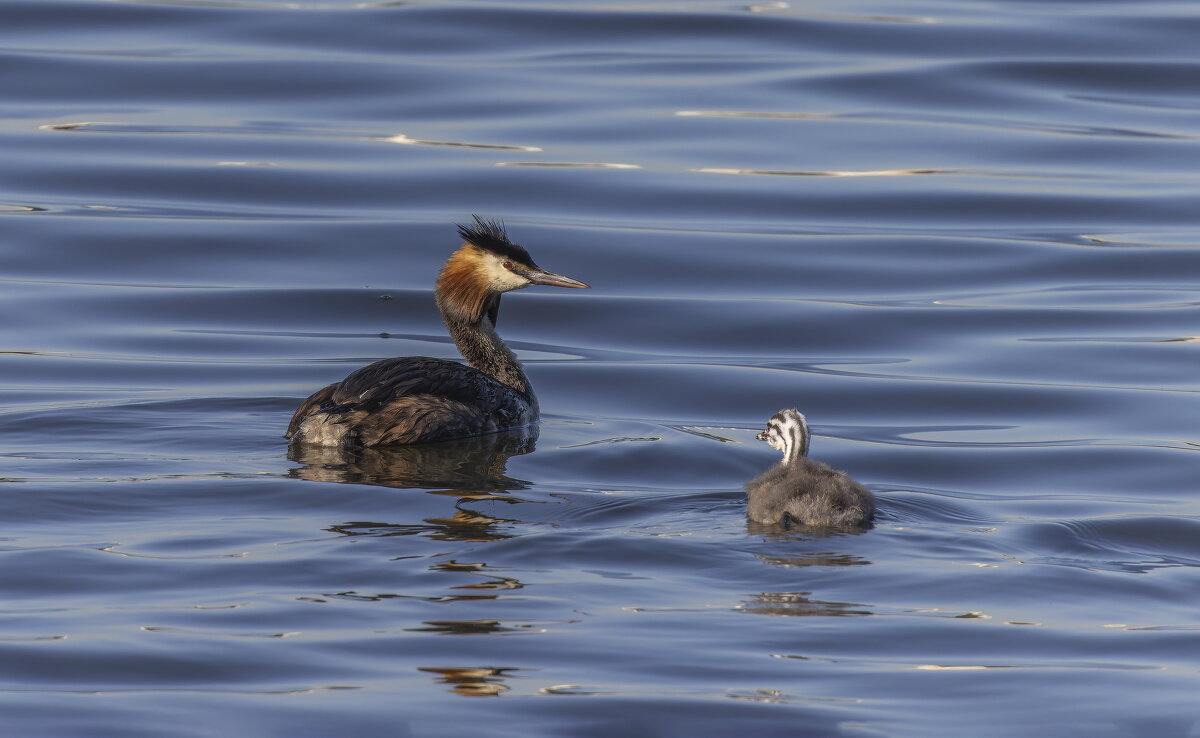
[780,416,810,466]
[782,440,803,466]
[440,295,534,398]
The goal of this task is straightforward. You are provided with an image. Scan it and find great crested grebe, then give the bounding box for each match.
[287,216,588,448]
[746,408,875,529]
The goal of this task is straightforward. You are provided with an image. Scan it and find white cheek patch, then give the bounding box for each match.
[501,271,530,290]
[767,428,786,452]
[481,256,531,291]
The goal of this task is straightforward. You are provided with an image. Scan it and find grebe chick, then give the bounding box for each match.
[287,216,588,448]
[745,409,875,529]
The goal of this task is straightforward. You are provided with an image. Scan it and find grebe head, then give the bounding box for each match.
[755,408,810,464]
[437,216,588,325]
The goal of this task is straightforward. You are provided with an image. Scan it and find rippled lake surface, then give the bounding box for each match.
[4,0,1200,735]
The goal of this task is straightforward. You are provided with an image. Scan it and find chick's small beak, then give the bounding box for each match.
[528,268,589,289]
[755,431,768,441]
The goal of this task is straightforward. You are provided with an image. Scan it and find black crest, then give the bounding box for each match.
[457,215,537,267]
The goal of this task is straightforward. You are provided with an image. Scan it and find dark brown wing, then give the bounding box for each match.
[287,357,534,447]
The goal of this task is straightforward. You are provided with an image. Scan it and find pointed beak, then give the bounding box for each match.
[528,268,589,289]
[755,431,768,441]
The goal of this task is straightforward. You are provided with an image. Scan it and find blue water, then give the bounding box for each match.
[3,1,1200,735]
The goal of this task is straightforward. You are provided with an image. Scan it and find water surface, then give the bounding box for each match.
[3,0,1200,735]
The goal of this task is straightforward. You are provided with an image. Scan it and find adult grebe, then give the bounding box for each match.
[745,408,875,528]
[287,216,588,448]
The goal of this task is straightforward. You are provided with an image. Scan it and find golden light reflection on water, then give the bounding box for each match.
[433,560,524,591]
[418,666,521,696]
[424,508,522,542]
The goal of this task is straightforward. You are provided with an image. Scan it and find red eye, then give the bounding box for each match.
[502,261,513,270]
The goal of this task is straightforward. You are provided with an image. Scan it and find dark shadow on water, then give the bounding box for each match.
[327,505,525,544]
[407,620,527,635]
[753,551,871,568]
[746,518,874,539]
[286,426,538,490]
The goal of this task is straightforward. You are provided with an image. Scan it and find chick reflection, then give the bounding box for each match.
[288,426,537,490]
[418,666,523,696]
[755,551,870,568]
[740,591,871,617]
